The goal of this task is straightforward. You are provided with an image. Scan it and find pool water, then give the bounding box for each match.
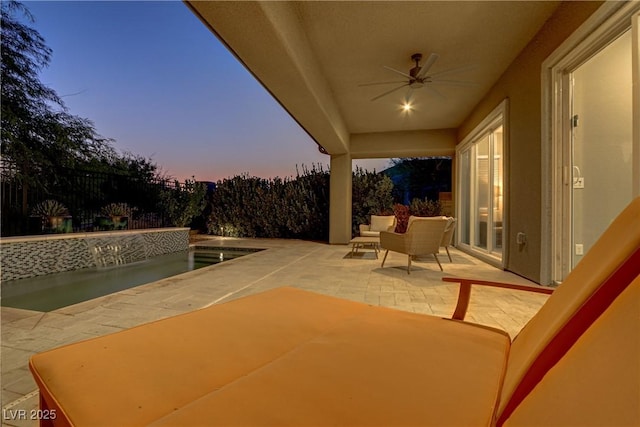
[1,247,261,312]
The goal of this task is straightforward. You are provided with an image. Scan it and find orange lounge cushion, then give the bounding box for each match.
[504,276,640,426]
[30,287,510,426]
[497,196,640,417]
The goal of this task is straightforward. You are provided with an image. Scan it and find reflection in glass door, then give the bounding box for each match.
[458,121,504,263]
[492,127,504,254]
[460,150,471,245]
[475,135,490,250]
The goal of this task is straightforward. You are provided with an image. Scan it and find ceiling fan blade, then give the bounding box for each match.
[430,79,478,87]
[429,64,478,79]
[358,80,408,87]
[371,83,410,101]
[416,53,440,78]
[382,65,413,79]
[425,85,446,100]
[404,88,414,103]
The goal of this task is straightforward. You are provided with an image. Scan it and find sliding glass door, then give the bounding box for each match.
[457,112,504,264]
[459,149,471,245]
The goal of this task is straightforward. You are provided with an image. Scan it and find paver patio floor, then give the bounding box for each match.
[1,237,550,426]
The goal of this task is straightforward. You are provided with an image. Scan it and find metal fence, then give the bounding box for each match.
[1,163,173,237]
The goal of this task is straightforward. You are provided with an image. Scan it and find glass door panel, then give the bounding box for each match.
[491,126,504,254]
[460,149,471,245]
[456,100,506,266]
[474,135,490,250]
[570,29,632,268]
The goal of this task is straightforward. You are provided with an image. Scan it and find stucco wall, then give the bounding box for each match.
[350,129,457,158]
[457,1,603,282]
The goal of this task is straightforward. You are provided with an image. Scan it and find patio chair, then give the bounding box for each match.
[358,214,396,237]
[380,215,449,273]
[29,198,640,427]
[441,217,457,261]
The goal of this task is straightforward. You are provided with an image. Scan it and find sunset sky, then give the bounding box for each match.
[25,1,390,182]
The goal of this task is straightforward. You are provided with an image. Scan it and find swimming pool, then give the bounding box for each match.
[1,247,262,312]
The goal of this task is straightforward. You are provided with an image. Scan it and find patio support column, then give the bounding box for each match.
[329,153,352,244]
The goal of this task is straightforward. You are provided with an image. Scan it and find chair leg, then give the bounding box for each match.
[434,253,443,271]
[381,250,389,268]
[445,246,452,262]
[407,255,411,274]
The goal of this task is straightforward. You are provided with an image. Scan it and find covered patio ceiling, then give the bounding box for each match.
[186,1,561,158]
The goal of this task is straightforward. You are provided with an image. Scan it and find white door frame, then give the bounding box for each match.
[541,1,640,285]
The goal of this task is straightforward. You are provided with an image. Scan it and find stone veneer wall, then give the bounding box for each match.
[1,228,190,282]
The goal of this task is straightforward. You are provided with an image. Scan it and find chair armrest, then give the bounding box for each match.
[442,277,554,320]
[359,224,370,234]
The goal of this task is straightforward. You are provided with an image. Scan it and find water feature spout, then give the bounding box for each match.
[86,234,148,268]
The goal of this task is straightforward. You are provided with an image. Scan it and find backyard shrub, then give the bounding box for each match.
[202,165,443,239]
[351,167,394,235]
[207,165,330,240]
[409,198,442,217]
[207,164,394,241]
[100,202,129,217]
[160,178,208,228]
[31,199,69,218]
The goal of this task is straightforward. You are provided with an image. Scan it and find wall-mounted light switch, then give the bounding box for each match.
[575,244,584,255]
[516,232,527,245]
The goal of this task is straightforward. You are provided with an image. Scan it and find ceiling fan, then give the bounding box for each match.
[360,53,476,102]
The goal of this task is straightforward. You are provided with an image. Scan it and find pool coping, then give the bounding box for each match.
[0,228,190,244]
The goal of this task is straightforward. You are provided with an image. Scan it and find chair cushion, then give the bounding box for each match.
[30,287,510,427]
[407,215,447,231]
[369,215,395,232]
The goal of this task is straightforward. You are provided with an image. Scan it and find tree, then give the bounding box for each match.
[385,157,452,204]
[0,2,173,236]
[1,1,116,198]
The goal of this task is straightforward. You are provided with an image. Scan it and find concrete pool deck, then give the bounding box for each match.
[1,237,550,426]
